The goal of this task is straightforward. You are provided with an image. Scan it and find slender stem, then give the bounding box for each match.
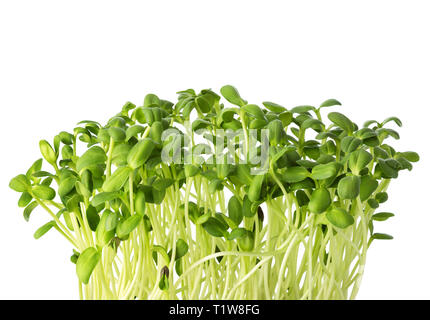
[129,172,134,215]
[106,137,115,178]
[32,196,78,246]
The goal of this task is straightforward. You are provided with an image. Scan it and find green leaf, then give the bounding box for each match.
[122,101,136,113]
[242,195,256,218]
[23,201,38,222]
[34,221,56,239]
[232,164,252,186]
[185,164,200,178]
[127,139,155,169]
[289,178,315,191]
[315,131,341,141]
[311,162,339,180]
[55,134,62,156]
[202,217,228,237]
[291,105,314,114]
[228,196,243,227]
[372,212,395,221]
[61,145,74,160]
[58,176,77,198]
[296,190,309,207]
[242,104,266,120]
[340,136,362,153]
[153,245,170,264]
[220,85,247,107]
[182,101,195,119]
[279,111,293,127]
[18,192,33,208]
[326,207,354,228]
[97,128,110,143]
[195,93,215,113]
[338,175,360,200]
[221,119,242,130]
[363,120,379,128]
[126,125,145,141]
[283,167,309,183]
[381,117,402,127]
[31,171,54,178]
[296,160,318,168]
[398,151,419,163]
[217,108,237,125]
[227,228,247,240]
[208,179,224,194]
[102,166,132,192]
[192,119,212,131]
[174,239,189,260]
[76,247,101,285]
[375,192,388,203]
[368,220,374,235]
[134,189,146,216]
[377,159,399,179]
[39,140,57,165]
[91,192,119,207]
[32,185,56,200]
[356,128,379,147]
[320,99,341,108]
[80,170,93,194]
[116,214,142,239]
[271,146,296,167]
[308,188,331,214]
[213,212,232,230]
[371,233,393,240]
[248,174,265,202]
[301,118,324,131]
[262,101,286,113]
[249,118,268,129]
[9,174,31,192]
[108,126,126,142]
[76,146,107,173]
[111,144,132,167]
[237,230,255,251]
[95,210,116,247]
[348,149,373,174]
[268,119,285,145]
[108,116,126,129]
[195,211,210,225]
[143,214,152,232]
[104,210,118,232]
[41,177,53,187]
[70,250,80,264]
[328,112,354,134]
[86,205,100,232]
[141,185,166,204]
[144,93,160,108]
[149,120,164,146]
[367,198,379,209]
[26,158,43,179]
[77,120,101,127]
[377,128,400,140]
[374,146,389,159]
[396,157,413,171]
[359,175,378,201]
[149,107,166,126]
[323,144,337,160]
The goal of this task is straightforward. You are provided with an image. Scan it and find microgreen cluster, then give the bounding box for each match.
[9,85,419,300]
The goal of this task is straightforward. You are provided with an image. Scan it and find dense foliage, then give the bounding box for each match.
[9,85,419,299]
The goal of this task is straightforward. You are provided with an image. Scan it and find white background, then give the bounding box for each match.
[0,0,429,299]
